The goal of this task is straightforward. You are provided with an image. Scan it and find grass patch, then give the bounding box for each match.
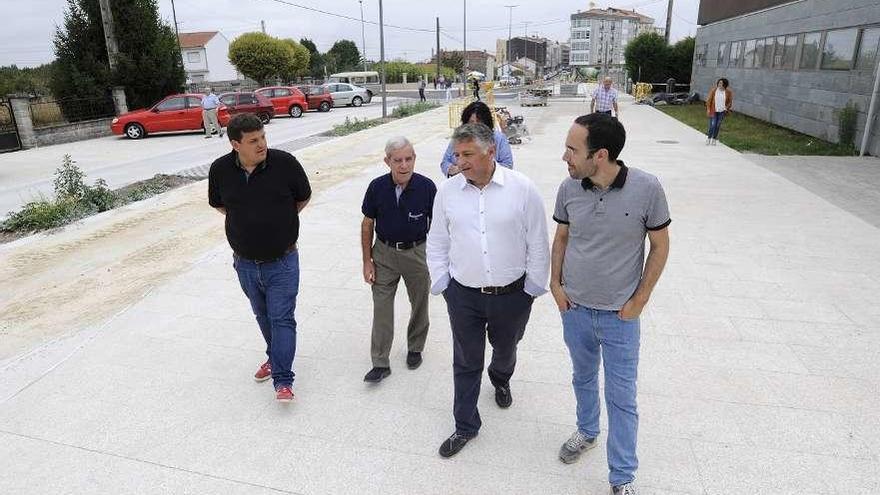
[329,116,386,136]
[324,101,441,137]
[656,103,856,156]
[1,155,198,243]
[391,101,440,118]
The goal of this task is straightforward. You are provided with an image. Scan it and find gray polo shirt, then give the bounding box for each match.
[553,163,670,311]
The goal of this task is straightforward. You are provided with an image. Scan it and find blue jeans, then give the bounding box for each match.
[707,111,725,139]
[233,250,300,389]
[561,305,640,486]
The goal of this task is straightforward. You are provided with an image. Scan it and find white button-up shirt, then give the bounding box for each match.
[426,164,550,297]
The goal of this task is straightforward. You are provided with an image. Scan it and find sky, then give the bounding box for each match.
[0,0,701,68]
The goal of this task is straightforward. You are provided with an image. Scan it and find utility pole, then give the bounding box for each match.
[97,0,119,69]
[170,0,182,66]
[379,0,387,118]
[463,0,467,88]
[665,0,674,44]
[359,0,367,71]
[261,20,266,34]
[504,5,517,77]
[436,17,441,84]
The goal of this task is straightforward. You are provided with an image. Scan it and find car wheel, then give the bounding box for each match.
[289,105,303,118]
[319,101,331,112]
[125,123,145,140]
[352,96,363,107]
[258,113,271,124]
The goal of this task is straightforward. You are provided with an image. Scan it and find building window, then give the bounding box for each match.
[781,35,797,70]
[761,37,775,68]
[187,51,201,63]
[717,42,727,67]
[821,28,858,70]
[572,41,590,51]
[856,27,880,70]
[191,74,204,82]
[800,32,821,69]
[772,36,784,68]
[742,39,757,69]
[752,39,764,68]
[728,41,742,67]
[695,44,707,67]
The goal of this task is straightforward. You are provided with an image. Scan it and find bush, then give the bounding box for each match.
[838,101,859,148]
[331,116,384,136]
[2,198,82,232]
[391,101,439,118]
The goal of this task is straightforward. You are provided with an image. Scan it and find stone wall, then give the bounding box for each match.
[32,118,113,148]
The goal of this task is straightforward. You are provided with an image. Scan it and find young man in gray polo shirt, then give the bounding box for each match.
[551,113,670,495]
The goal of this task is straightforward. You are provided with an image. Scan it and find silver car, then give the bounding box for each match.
[324,83,372,107]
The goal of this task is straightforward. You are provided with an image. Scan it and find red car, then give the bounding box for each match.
[110,93,230,139]
[255,86,309,118]
[296,85,334,112]
[219,91,275,124]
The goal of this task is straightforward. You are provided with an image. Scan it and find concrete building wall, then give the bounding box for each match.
[205,34,238,82]
[692,0,880,155]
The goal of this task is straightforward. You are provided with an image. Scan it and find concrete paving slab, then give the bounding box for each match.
[2,99,879,493]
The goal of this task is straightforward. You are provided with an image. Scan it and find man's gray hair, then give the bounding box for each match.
[385,136,413,156]
[452,122,495,153]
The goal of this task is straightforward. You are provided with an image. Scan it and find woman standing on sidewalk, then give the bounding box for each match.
[706,78,733,145]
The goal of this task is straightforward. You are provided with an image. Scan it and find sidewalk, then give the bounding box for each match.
[1,100,878,494]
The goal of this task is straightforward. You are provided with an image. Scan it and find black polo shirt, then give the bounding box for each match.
[208,149,311,261]
[361,172,436,243]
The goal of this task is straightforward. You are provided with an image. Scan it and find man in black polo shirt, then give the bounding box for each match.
[208,113,312,403]
[361,136,437,383]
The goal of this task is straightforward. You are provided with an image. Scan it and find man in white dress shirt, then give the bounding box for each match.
[427,122,550,458]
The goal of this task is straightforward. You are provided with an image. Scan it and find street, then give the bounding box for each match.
[0,98,409,217]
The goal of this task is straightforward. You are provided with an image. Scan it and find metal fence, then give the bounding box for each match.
[0,99,21,152]
[29,96,116,128]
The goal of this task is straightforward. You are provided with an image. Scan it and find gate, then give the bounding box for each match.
[0,99,21,153]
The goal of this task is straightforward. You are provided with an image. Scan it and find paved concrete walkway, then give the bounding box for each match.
[1,99,878,494]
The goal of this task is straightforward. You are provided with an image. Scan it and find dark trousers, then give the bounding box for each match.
[418,88,426,102]
[443,278,534,436]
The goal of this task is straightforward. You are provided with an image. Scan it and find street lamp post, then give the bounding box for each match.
[504,5,517,78]
[378,0,387,118]
[359,0,367,71]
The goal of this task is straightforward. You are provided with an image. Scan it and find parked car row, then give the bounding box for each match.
[110,83,374,139]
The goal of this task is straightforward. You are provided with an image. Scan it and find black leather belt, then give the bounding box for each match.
[235,244,297,264]
[460,274,526,296]
[378,238,426,251]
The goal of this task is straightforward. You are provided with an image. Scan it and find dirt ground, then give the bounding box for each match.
[0,109,449,361]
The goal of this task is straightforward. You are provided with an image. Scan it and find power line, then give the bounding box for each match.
[261,0,434,33]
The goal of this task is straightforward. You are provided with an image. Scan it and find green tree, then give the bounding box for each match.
[623,32,669,83]
[228,32,293,85]
[440,51,464,73]
[380,60,425,84]
[280,39,310,82]
[300,38,325,78]
[667,36,695,83]
[327,40,361,72]
[50,0,184,114]
[0,63,54,96]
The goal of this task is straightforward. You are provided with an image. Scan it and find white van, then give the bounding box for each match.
[328,71,380,97]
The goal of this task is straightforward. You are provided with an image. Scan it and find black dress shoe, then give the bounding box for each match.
[363,367,391,383]
[438,432,475,458]
[406,351,422,369]
[495,384,512,408]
